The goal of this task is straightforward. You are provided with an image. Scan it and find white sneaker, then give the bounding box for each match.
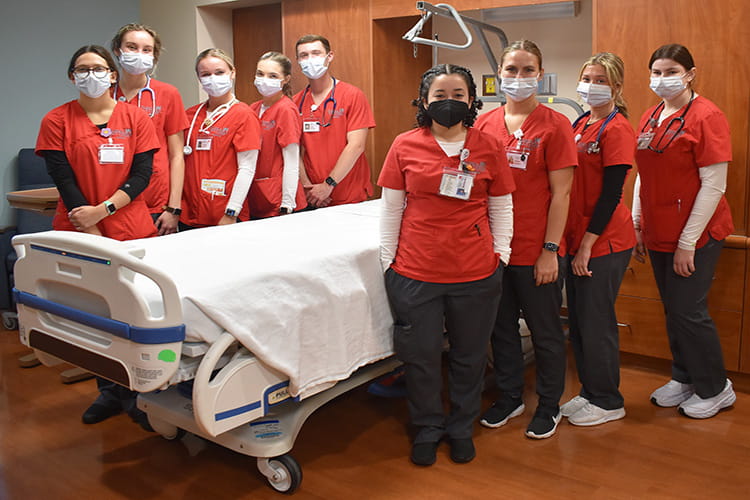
[560,395,588,417]
[650,379,695,407]
[679,379,736,419]
[568,402,626,426]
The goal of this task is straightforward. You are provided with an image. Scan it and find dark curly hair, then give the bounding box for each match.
[412,64,483,128]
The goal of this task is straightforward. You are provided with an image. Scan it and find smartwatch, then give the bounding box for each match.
[325,176,337,187]
[225,208,237,218]
[279,207,292,215]
[162,205,182,216]
[103,200,116,216]
[542,241,560,253]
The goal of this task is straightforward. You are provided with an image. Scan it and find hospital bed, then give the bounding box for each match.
[12,200,397,494]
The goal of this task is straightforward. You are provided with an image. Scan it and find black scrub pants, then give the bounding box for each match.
[648,238,727,398]
[490,258,566,411]
[385,266,503,444]
[566,248,632,410]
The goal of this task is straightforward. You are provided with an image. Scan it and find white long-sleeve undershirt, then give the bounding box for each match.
[225,149,259,213]
[281,143,300,210]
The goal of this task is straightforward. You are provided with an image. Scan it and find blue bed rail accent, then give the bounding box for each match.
[13,289,185,344]
[215,400,261,421]
[30,244,113,265]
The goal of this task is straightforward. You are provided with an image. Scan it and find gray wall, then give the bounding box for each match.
[0,0,140,229]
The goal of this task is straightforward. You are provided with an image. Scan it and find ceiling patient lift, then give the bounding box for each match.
[403,1,583,113]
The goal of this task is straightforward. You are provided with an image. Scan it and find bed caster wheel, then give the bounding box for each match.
[148,416,186,441]
[258,454,302,494]
[3,314,18,330]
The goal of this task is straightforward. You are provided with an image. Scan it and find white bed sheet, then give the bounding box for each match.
[129,200,394,399]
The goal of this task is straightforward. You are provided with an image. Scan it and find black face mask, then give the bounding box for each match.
[426,99,470,128]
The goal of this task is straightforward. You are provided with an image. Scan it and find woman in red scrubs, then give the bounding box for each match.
[243,51,306,219]
[563,52,635,426]
[181,48,261,228]
[379,64,514,466]
[634,43,735,419]
[475,40,576,440]
[110,23,189,234]
[35,44,159,428]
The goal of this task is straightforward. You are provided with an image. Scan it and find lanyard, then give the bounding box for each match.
[298,78,337,127]
[114,76,156,118]
[184,97,238,155]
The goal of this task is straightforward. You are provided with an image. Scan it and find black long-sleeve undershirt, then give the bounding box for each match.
[586,164,631,235]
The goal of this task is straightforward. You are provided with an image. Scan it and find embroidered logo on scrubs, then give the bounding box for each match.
[461,160,487,173]
[333,107,345,119]
[139,105,162,116]
[261,119,276,130]
[109,128,133,139]
[515,137,541,151]
[206,126,230,137]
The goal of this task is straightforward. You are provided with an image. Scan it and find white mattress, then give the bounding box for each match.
[129,200,394,398]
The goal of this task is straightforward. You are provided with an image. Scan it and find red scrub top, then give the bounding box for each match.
[35,100,159,241]
[475,104,577,265]
[242,97,307,219]
[114,78,189,214]
[567,111,636,257]
[634,96,733,252]
[293,80,376,206]
[378,126,515,283]
[182,101,261,227]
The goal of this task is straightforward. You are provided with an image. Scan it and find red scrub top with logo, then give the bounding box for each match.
[182,101,261,227]
[475,104,577,265]
[635,96,733,252]
[242,97,307,219]
[567,111,636,257]
[293,80,375,206]
[35,100,159,241]
[114,78,188,213]
[378,126,515,283]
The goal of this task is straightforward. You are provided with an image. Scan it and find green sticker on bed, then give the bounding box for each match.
[158,349,177,362]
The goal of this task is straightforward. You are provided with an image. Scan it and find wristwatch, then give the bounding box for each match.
[225,208,237,217]
[325,176,338,187]
[542,241,560,253]
[279,207,292,215]
[162,205,182,216]
[103,200,116,216]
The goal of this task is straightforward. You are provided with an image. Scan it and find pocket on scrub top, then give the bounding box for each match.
[248,176,282,215]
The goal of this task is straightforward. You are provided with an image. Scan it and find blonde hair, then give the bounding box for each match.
[111,23,162,62]
[195,48,234,73]
[500,39,543,69]
[578,52,628,118]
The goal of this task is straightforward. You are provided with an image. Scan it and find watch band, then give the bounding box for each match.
[225,208,237,217]
[325,176,337,187]
[103,200,116,216]
[542,241,560,253]
[279,207,292,215]
[162,205,182,216]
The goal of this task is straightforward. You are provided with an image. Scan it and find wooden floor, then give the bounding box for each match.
[1,328,748,500]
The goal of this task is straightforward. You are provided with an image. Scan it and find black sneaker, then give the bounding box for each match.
[411,441,439,466]
[480,398,525,428]
[525,406,561,439]
[449,438,476,463]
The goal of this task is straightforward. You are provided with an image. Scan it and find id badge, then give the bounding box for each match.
[637,132,655,150]
[201,178,226,196]
[439,167,475,200]
[506,149,529,170]
[303,121,320,133]
[196,137,212,151]
[98,143,125,164]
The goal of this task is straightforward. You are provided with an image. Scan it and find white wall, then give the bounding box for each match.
[0,0,140,228]
[434,0,592,121]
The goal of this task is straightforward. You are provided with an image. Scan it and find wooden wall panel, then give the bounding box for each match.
[232,4,283,105]
[371,16,433,196]
[594,0,749,235]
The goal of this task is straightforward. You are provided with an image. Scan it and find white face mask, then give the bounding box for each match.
[649,75,687,99]
[501,77,538,102]
[74,72,112,98]
[200,74,233,97]
[576,82,613,107]
[254,76,283,97]
[299,56,328,80]
[119,52,154,75]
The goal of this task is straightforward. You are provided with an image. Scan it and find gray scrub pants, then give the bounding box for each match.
[490,258,566,411]
[648,238,727,398]
[566,248,632,410]
[385,266,503,444]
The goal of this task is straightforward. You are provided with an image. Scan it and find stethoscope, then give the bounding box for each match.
[114,76,156,118]
[183,97,238,155]
[572,107,619,154]
[298,77,337,127]
[639,90,695,153]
